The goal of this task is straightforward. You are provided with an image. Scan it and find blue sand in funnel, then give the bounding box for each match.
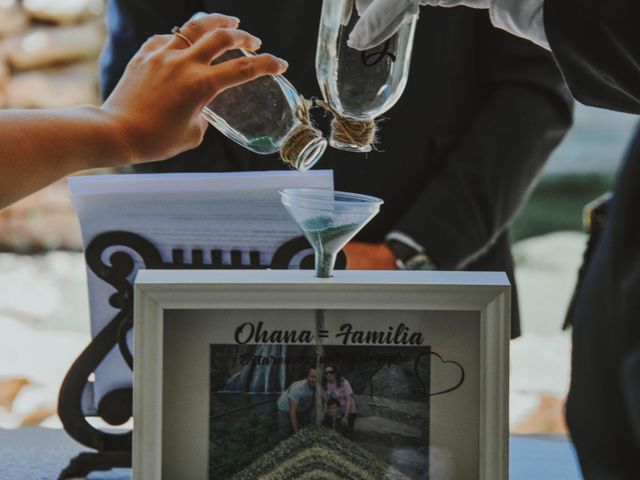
[301,216,360,251]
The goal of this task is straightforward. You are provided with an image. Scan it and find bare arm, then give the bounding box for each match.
[0,13,287,209]
[0,107,129,209]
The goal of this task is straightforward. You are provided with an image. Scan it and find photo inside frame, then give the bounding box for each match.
[208,344,436,479]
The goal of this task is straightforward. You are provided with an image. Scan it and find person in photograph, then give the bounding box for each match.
[0,13,287,210]
[276,367,318,438]
[321,398,347,436]
[323,365,357,439]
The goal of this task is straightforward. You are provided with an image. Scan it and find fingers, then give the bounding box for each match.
[188,28,263,64]
[169,13,240,49]
[199,53,288,100]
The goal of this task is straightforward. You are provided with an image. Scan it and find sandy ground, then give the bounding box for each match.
[0,231,586,433]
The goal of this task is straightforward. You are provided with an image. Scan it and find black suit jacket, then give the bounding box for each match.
[544,0,640,476]
[102,1,573,338]
[545,0,640,114]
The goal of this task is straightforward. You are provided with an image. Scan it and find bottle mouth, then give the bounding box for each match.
[329,136,372,153]
[295,136,328,172]
[281,125,327,171]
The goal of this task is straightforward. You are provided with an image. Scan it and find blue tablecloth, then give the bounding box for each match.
[0,428,582,479]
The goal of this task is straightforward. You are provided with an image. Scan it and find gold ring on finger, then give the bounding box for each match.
[171,26,193,47]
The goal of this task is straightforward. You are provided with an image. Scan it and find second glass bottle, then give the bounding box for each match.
[316,0,417,152]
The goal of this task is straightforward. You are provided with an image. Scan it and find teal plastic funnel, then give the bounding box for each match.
[280,188,383,278]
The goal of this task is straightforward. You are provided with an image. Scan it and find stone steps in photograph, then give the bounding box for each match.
[356,442,429,480]
[352,415,425,448]
[232,427,411,480]
[355,394,427,428]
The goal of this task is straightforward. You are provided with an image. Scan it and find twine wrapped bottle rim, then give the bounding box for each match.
[315,99,377,150]
[280,98,326,170]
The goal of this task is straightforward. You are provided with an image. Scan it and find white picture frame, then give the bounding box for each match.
[133,270,510,479]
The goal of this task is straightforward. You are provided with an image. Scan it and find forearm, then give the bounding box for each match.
[0,106,129,209]
[395,86,570,268]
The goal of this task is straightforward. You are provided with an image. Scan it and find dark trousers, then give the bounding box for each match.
[277,409,312,439]
[344,413,357,439]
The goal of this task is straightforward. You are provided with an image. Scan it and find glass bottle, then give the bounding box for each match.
[315,0,417,152]
[202,49,327,171]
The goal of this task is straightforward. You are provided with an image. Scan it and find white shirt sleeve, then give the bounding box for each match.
[385,231,426,253]
[489,0,549,50]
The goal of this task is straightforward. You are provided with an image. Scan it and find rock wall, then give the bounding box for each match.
[0,0,107,251]
[0,0,105,108]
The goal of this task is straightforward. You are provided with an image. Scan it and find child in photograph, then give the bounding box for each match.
[322,398,347,436]
[323,365,357,439]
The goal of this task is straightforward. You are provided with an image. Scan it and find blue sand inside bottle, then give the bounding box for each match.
[247,136,278,153]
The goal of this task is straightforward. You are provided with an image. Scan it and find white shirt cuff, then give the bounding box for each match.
[489,0,549,50]
[385,231,425,253]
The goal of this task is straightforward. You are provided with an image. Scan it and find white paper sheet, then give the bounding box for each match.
[68,170,333,410]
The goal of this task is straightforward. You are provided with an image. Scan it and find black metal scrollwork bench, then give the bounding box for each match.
[56,231,345,479]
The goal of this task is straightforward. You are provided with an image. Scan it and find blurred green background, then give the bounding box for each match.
[513,174,614,241]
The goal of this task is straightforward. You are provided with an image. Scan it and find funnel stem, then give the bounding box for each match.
[315,252,337,278]
[314,309,326,426]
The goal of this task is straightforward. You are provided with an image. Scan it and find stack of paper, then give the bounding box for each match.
[68,170,333,412]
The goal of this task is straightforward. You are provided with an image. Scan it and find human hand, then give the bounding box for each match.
[100,13,288,165]
[343,241,397,270]
[348,0,490,50]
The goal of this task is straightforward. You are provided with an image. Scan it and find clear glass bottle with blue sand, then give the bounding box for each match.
[202,50,327,171]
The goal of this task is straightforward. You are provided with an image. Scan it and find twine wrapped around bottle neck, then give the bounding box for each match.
[316,99,377,151]
[281,98,323,170]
